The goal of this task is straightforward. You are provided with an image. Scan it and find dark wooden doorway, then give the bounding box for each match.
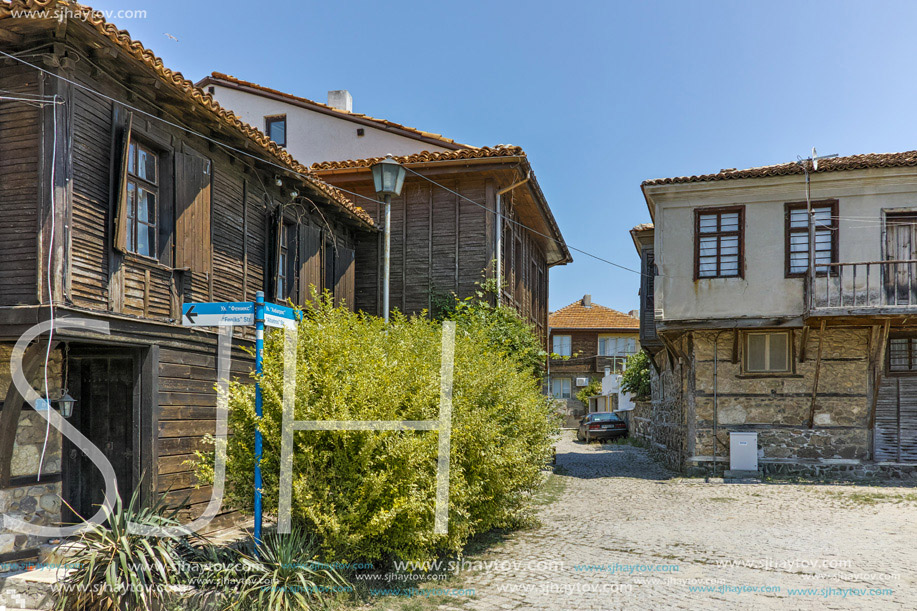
[62,350,137,523]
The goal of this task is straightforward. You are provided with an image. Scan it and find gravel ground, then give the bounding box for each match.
[428,431,917,611]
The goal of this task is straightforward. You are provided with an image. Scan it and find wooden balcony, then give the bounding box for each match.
[806,260,917,317]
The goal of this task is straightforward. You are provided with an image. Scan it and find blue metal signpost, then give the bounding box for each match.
[182,292,298,554]
[254,291,265,548]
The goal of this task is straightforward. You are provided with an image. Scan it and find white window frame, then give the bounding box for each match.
[744,331,791,373]
[553,334,572,357]
[551,377,572,399]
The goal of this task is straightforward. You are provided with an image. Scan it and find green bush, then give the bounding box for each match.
[620,351,651,400]
[575,378,602,405]
[204,295,558,563]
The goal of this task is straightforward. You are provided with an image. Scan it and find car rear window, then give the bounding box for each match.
[590,413,621,422]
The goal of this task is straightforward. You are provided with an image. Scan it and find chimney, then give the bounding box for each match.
[628,309,639,319]
[582,294,591,308]
[327,90,353,112]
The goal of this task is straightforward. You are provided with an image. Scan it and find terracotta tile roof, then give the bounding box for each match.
[642,150,917,187]
[199,72,471,150]
[549,300,639,330]
[310,145,525,171]
[631,223,654,232]
[0,0,374,228]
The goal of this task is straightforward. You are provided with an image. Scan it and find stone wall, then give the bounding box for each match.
[628,343,689,471]
[687,328,873,475]
[0,344,63,558]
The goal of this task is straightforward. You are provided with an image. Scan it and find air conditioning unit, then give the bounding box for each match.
[575,377,589,387]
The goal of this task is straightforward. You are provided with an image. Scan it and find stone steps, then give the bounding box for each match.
[0,568,60,611]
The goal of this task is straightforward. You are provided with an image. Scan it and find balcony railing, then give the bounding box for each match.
[807,260,917,314]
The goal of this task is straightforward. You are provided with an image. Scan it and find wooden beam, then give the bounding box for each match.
[868,320,891,435]
[0,340,53,487]
[798,325,810,362]
[807,320,827,428]
[731,329,739,364]
[0,29,24,45]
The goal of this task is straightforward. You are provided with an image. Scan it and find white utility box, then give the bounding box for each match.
[729,431,758,472]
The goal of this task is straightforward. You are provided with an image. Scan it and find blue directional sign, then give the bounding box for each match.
[182,301,255,327]
[264,303,298,329]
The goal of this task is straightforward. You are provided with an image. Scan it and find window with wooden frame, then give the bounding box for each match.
[265,115,287,147]
[785,200,838,277]
[695,206,744,279]
[125,140,159,258]
[273,220,298,301]
[744,331,791,373]
[888,337,917,373]
[550,377,572,399]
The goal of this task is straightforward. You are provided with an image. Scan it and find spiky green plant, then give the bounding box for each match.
[55,487,187,611]
[227,526,349,611]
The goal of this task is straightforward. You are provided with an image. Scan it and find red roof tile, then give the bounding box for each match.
[199,72,470,150]
[642,150,917,187]
[0,0,375,228]
[549,300,639,330]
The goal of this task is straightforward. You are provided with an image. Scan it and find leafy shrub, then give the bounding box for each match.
[575,378,602,405]
[205,295,558,563]
[431,277,547,377]
[620,351,651,400]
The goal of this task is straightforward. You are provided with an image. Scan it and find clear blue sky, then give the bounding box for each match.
[93,0,917,313]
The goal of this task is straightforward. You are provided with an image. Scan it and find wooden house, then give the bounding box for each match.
[312,147,572,340]
[0,0,374,561]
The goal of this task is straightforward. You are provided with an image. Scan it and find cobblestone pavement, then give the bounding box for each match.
[435,431,917,611]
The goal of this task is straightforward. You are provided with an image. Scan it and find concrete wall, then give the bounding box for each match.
[208,85,452,166]
[647,167,917,322]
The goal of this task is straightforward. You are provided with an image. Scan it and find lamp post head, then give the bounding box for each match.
[371,155,407,198]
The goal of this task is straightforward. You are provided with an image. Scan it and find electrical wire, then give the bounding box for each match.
[0,47,651,279]
[37,93,60,481]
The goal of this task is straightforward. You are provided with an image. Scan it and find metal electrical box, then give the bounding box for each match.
[729,432,758,472]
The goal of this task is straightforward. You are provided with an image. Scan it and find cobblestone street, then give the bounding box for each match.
[439,431,917,611]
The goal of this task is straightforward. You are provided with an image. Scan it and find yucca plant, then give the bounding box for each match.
[55,487,188,611]
[227,525,349,611]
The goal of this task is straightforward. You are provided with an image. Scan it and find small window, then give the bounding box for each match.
[745,331,791,373]
[695,206,744,279]
[265,115,287,147]
[125,140,158,258]
[785,200,838,277]
[551,378,572,399]
[889,338,917,372]
[553,334,572,357]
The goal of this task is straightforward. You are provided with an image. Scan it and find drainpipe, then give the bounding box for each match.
[495,171,531,304]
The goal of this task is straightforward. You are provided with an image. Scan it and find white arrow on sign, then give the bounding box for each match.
[182,302,255,327]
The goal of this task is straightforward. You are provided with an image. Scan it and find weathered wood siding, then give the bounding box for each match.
[0,63,40,305]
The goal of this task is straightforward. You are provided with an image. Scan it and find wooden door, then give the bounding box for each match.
[884,214,917,305]
[62,355,135,523]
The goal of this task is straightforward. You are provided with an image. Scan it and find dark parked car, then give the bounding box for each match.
[576,412,628,443]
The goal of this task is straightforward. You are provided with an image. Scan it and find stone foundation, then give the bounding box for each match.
[644,327,902,478]
[0,344,63,558]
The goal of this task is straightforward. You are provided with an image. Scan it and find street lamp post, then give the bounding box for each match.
[371,155,407,323]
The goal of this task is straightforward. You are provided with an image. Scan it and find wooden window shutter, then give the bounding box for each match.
[298,224,322,304]
[112,109,133,253]
[334,241,355,308]
[174,152,212,272]
[269,207,283,300]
